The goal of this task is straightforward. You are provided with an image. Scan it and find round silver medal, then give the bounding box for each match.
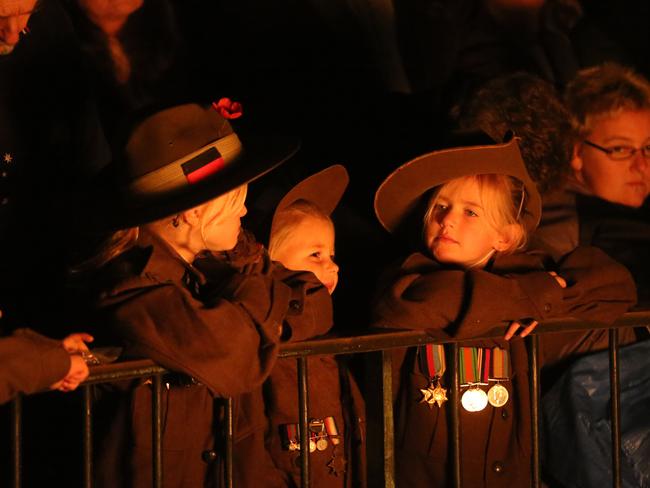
[309,439,316,452]
[487,383,509,408]
[461,387,488,412]
[316,437,328,451]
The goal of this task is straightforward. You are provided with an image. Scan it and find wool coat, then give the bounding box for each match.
[0,329,70,404]
[372,246,636,488]
[94,229,333,488]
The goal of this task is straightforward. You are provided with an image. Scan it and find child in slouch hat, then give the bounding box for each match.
[371,132,636,487]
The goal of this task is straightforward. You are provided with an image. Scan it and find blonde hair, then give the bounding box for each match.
[199,184,247,226]
[423,174,527,256]
[269,199,333,260]
[565,62,650,138]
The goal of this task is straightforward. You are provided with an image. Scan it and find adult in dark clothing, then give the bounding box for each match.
[560,63,650,306]
[0,0,109,333]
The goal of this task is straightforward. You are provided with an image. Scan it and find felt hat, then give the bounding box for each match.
[100,103,299,228]
[271,164,349,228]
[374,132,541,234]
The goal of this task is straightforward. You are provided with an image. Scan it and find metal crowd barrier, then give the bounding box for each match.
[7,311,650,488]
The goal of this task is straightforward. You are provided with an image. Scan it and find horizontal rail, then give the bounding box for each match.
[83,311,650,382]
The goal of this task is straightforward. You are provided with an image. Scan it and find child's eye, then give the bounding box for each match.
[434,203,448,211]
[310,251,321,259]
[465,209,478,217]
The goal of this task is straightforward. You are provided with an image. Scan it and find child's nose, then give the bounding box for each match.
[239,205,248,218]
[327,259,339,274]
[440,209,456,228]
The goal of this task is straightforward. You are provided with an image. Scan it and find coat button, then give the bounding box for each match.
[202,450,218,463]
[501,409,509,420]
[543,303,552,313]
[492,461,505,473]
[289,299,301,312]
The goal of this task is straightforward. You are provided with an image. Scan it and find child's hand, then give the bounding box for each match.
[548,271,567,288]
[50,355,90,392]
[504,319,538,341]
[62,333,94,353]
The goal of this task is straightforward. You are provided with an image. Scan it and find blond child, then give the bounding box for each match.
[253,165,366,488]
[371,133,636,487]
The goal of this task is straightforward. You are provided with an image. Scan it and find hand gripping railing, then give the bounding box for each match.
[7,311,650,488]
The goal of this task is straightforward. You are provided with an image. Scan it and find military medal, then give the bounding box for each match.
[309,419,329,451]
[418,344,448,408]
[459,347,488,412]
[487,347,510,408]
[283,424,301,451]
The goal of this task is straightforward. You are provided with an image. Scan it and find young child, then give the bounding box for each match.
[84,102,334,488]
[258,165,366,487]
[371,133,636,487]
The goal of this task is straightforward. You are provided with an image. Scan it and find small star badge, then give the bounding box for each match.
[3,153,12,164]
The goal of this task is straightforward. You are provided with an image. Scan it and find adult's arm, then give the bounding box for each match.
[0,329,70,404]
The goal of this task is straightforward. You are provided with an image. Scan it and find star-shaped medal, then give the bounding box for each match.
[420,383,448,408]
[327,454,347,477]
[3,153,12,164]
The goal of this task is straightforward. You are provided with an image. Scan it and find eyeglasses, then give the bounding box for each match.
[583,140,650,161]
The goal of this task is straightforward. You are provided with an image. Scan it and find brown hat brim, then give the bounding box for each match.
[374,137,541,234]
[97,133,299,229]
[272,164,349,225]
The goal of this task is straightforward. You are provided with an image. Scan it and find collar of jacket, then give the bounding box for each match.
[132,228,208,287]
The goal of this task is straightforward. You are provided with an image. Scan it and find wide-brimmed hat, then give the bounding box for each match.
[271,164,349,229]
[99,103,299,228]
[374,133,541,234]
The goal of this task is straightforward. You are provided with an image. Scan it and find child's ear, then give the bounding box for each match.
[571,142,583,175]
[182,206,203,227]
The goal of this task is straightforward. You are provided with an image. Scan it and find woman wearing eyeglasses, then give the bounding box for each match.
[564,62,650,306]
[566,62,650,208]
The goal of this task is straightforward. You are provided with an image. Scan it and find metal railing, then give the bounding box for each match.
[6,310,650,488]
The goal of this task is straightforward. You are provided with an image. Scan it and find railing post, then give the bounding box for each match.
[11,394,22,488]
[381,350,395,488]
[82,385,94,488]
[298,357,310,488]
[224,397,233,488]
[609,328,621,488]
[449,343,461,488]
[152,375,163,488]
[528,334,540,488]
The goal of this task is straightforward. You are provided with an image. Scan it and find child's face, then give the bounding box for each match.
[272,215,339,294]
[425,178,505,268]
[572,109,650,207]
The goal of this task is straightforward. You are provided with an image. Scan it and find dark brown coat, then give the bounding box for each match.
[0,329,70,404]
[372,246,636,488]
[261,355,366,488]
[95,229,333,488]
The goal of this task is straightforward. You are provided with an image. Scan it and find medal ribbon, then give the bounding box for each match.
[491,347,510,380]
[324,416,340,445]
[418,344,446,381]
[459,347,485,384]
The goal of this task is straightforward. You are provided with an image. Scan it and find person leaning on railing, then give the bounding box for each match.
[73,102,333,488]
[370,133,636,488]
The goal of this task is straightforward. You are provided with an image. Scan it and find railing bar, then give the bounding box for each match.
[152,375,163,488]
[82,385,94,488]
[609,328,621,488]
[450,343,461,488]
[529,335,540,488]
[11,394,22,488]
[381,351,395,488]
[298,357,310,488]
[224,398,234,488]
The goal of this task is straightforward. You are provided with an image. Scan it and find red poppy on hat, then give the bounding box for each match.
[212,98,243,120]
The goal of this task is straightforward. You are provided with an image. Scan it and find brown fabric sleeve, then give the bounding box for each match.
[0,329,70,404]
